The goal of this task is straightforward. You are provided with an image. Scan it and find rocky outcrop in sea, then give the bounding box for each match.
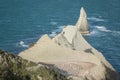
[18,7,120,80]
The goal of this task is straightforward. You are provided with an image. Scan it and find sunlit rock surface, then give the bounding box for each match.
[19,7,120,80]
[76,7,89,34]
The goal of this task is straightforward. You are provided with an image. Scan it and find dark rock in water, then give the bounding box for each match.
[0,49,70,80]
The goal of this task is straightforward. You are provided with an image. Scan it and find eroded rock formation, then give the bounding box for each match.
[19,7,120,80]
[76,7,89,34]
[19,34,107,80]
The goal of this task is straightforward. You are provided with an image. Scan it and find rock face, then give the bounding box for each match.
[53,25,120,80]
[19,7,120,80]
[0,49,69,80]
[19,34,107,80]
[76,7,89,34]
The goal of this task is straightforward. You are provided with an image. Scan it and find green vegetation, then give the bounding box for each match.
[0,49,70,80]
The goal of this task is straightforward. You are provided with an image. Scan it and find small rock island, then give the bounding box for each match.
[0,7,120,80]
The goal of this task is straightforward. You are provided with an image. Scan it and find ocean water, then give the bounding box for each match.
[0,0,120,72]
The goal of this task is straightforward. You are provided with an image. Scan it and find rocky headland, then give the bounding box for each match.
[0,7,120,80]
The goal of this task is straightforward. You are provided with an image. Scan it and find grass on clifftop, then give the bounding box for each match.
[0,49,70,80]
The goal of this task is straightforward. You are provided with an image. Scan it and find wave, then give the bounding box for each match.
[85,29,99,36]
[96,26,120,34]
[19,41,29,48]
[96,26,112,32]
[86,25,120,37]
[88,17,105,22]
[49,32,57,37]
[50,22,57,25]
[49,25,65,38]
[85,26,111,36]
[90,30,98,35]
[52,25,64,32]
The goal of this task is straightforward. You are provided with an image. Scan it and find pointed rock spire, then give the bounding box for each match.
[76,7,89,34]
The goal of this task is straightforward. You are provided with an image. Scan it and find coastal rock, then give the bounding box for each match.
[52,7,120,80]
[53,24,113,69]
[19,34,108,80]
[19,7,120,80]
[52,25,76,49]
[76,7,89,34]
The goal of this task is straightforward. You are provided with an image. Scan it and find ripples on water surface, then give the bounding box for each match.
[0,0,120,72]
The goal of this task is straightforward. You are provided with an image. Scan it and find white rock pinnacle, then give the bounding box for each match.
[76,7,89,34]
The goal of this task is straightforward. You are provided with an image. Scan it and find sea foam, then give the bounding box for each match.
[19,41,29,48]
[49,25,65,37]
[50,21,57,25]
[88,17,105,22]
[49,32,57,37]
[96,26,112,32]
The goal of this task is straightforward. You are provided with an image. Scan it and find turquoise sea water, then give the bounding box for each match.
[0,0,120,72]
